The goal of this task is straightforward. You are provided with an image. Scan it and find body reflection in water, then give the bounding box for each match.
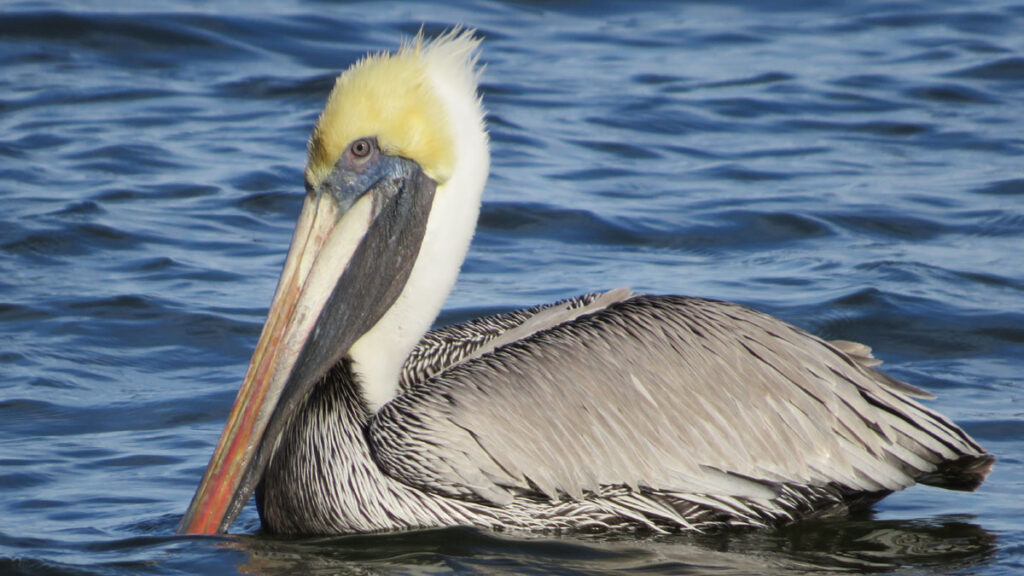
[224,515,996,575]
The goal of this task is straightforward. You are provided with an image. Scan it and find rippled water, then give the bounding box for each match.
[2,0,1023,574]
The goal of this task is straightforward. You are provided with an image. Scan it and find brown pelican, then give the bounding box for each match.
[179,30,993,536]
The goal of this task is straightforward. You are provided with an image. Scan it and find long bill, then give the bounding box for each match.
[179,155,436,534]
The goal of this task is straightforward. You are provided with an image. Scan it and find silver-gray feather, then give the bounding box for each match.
[399,289,631,391]
[257,292,992,535]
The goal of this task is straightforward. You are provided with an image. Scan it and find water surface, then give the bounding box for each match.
[2,0,1023,574]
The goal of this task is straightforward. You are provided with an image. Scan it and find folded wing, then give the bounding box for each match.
[372,294,991,516]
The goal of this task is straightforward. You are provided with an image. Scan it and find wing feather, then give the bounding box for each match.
[371,294,989,510]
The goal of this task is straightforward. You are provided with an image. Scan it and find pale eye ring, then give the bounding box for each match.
[351,138,372,158]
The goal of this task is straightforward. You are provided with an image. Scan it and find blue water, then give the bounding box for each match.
[2,0,1022,573]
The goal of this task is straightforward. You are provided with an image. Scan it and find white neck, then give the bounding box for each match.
[347,34,489,412]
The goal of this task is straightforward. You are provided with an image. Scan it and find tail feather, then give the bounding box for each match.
[918,453,995,492]
[850,353,994,493]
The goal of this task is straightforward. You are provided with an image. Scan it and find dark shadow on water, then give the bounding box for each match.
[216,515,997,575]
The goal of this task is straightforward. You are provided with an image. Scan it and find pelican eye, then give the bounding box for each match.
[351,138,372,158]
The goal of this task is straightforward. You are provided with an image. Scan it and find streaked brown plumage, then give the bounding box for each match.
[255,291,992,535]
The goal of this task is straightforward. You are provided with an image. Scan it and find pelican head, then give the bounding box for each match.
[180,30,489,535]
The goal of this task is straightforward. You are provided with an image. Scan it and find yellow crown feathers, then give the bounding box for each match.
[306,34,461,190]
